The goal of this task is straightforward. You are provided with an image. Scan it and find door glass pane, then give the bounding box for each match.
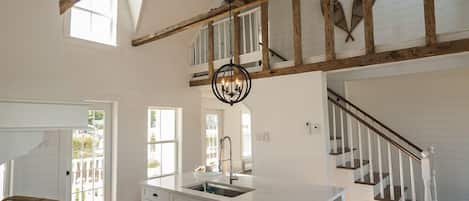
[161,143,176,175]
[72,110,106,201]
[0,163,5,199]
[147,144,162,178]
[205,114,220,168]
[242,113,252,159]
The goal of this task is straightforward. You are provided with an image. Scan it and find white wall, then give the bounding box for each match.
[244,71,334,185]
[345,67,469,201]
[0,0,218,200]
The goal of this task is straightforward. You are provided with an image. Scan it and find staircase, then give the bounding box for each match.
[327,89,438,201]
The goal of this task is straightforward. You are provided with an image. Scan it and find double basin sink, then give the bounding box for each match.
[186,182,254,198]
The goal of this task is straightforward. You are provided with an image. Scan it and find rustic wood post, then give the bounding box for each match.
[292,0,303,65]
[261,2,271,71]
[363,0,375,54]
[323,0,336,60]
[424,0,437,46]
[208,22,215,78]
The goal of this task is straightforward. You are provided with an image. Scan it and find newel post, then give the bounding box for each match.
[421,146,437,201]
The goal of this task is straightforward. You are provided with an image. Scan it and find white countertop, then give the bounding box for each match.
[142,173,345,201]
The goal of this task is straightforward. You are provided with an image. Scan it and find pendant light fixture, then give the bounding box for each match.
[211,0,252,106]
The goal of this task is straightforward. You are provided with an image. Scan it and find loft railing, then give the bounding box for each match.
[327,89,438,201]
[192,8,261,66]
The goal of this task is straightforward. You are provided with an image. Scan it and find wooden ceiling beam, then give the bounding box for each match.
[131,0,268,47]
[189,38,469,87]
[59,0,80,15]
[322,0,336,61]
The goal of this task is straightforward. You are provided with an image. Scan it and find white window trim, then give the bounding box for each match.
[147,107,181,179]
[63,0,118,47]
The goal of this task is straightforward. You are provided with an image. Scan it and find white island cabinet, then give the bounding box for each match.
[141,173,345,201]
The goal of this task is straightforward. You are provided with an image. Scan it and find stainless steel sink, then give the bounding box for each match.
[185,182,254,198]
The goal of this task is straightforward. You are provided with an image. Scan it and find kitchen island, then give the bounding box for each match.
[141,173,345,201]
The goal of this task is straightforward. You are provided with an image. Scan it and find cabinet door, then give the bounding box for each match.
[171,194,206,201]
[142,187,170,201]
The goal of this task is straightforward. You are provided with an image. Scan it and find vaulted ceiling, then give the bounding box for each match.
[129,0,221,35]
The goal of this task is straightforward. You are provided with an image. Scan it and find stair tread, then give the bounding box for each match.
[337,159,370,169]
[329,147,357,155]
[355,172,390,185]
[374,185,408,201]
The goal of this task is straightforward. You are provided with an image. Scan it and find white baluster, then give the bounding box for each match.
[399,150,406,201]
[410,156,417,201]
[367,128,374,182]
[340,108,346,166]
[387,142,395,200]
[348,114,355,167]
[377,136,384,199]
[249,13,254,53]
[198,30,203,64]
[358,122,364,181]
[332,104,338,154]
[242,16,247,54]
[203,29,208,63]
[218,24,223,59]
[224,21,228,58]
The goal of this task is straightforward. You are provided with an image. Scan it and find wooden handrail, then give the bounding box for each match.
[327,88,424,153]
[328,97,421,161]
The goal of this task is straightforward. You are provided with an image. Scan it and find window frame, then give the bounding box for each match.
[147,107,180,179]
[64,0,118,47]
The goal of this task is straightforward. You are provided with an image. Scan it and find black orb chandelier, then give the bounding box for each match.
[211,0,252,106]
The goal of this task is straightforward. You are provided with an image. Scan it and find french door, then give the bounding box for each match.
[65,103,112,201]
[203,110,223,170]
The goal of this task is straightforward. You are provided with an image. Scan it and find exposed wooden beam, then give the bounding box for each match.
[260,2,271,71]
[362,0,375,54]
[190,38,469,86]
[423,0,437,46]
[234,12,241,64]
[132,0,268,47]
[208,22,215,78]
[322,0,336,61]
[292,0,303,65]
[59,0,80,15]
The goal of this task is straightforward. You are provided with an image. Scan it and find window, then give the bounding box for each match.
[147,108,179,178]
[0,163,5,199]
[69,0,117,45]
[72,108,111,201]
[241,112,252,160]
[204,111,222,170]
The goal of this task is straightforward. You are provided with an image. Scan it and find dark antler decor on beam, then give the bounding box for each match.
[59,0,80,15]
[131,0,268,47]
[348,0,376,42]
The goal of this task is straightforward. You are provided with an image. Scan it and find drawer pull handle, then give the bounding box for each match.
[152,193,158,197]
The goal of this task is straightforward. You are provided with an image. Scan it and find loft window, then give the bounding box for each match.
[69,0,117,46]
